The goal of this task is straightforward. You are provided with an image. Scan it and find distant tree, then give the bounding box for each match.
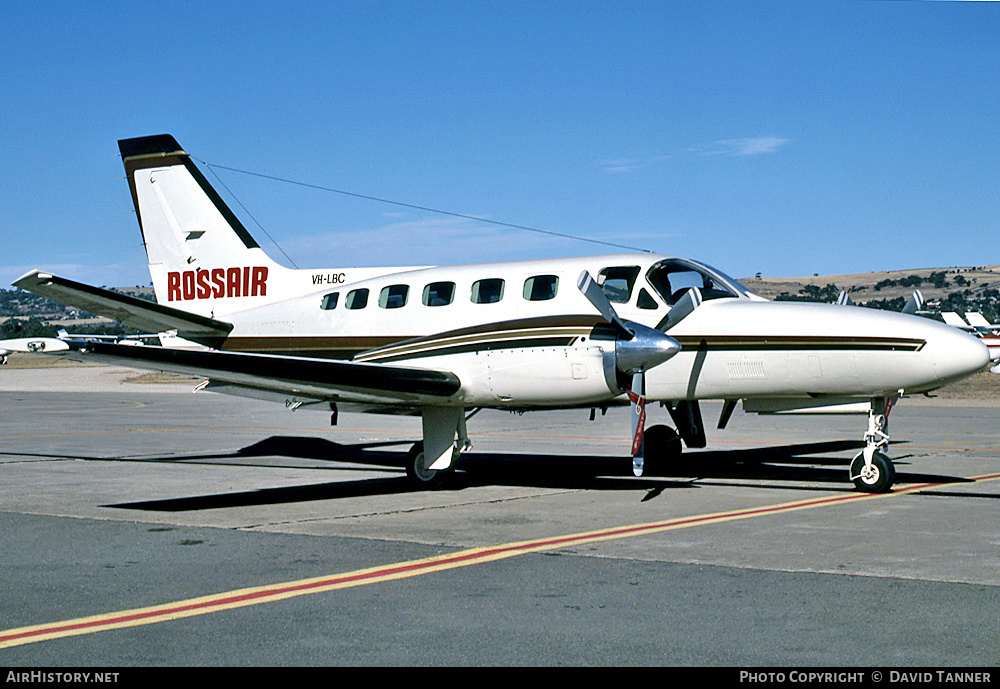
[863,297,906,311]
[798,284,840,302]
[928,271,949,288]
[940,291,968,311]
[0,318,58,338]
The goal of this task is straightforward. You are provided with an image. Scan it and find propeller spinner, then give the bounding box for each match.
[577,271,685,476]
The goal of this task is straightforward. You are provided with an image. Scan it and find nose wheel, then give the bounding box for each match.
[850,450,895,493]
[849,397,897,493]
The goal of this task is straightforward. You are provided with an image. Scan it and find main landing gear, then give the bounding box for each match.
[405,441,456,489]
[404,407,471,489]
[849,397,897,493]
[639,424,685,476]
[635,401,706,475]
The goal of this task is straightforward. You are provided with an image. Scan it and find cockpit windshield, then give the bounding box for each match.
[646,258,753,305]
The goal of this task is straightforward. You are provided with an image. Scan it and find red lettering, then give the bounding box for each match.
[165,267,268,300]
[182,271,196,301]
[196,270,211,299]
[226,267,241,298]
[211,268,225,298]
[251,266,268,296]
[167,272,181,301]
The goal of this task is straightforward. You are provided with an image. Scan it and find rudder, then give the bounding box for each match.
[119,135,293,316]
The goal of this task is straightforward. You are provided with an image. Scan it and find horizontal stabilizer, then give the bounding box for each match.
[964,312,993,328]
[12,270,233,347]
[941,311,970,327]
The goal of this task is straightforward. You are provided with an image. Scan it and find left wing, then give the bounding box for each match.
[52,339,462,406]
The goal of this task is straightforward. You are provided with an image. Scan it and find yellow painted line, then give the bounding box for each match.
[4,472,999,649]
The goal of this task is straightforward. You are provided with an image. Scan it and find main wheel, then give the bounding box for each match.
[641,425,684,475]
[850,451,895,493]
[405,442,450,489]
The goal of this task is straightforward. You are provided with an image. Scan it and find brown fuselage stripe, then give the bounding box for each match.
[220,333,926,362]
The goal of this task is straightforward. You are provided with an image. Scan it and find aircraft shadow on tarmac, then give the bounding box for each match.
[98,434,980,512]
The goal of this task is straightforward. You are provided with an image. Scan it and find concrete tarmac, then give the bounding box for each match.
[1,364,999,666]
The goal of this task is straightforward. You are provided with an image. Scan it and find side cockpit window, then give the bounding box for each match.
[598,266,640,303]
[637,288,659,310]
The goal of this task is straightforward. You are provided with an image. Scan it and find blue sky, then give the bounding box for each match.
[2,1,999,289]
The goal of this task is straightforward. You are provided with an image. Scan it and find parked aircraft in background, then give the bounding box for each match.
[1,135,990,493]
[942,311,1000,370]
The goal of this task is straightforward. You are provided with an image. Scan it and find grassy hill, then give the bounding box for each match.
[740,265,1000,322]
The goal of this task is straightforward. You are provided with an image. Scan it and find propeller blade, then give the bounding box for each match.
[661,286,703,331]
[577,271,633,338]
[627,371,646,476]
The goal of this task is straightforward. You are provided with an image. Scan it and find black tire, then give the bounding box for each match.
[641,425,684,475]
[404,442,450,489]
[850,451,895,493]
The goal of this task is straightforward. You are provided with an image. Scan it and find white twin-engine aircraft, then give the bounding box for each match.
[7,135,991,493]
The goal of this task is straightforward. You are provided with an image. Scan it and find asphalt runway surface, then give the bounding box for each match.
[1,365,999,667]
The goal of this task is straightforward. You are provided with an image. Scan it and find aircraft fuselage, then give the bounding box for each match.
[211,253,989,410]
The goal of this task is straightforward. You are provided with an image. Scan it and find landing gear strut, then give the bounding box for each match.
[849,397,897,493]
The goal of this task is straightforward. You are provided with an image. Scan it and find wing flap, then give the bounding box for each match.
[12,270,233,346]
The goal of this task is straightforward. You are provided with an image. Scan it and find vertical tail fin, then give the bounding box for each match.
[119,135,295,316]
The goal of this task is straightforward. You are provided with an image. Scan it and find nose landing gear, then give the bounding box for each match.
[849,397,897,493]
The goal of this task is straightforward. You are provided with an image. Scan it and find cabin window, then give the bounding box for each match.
[423,281,456,307]
[637,288,659,310]
[471,278,505,304]
[345,288,369,310]
[379,284,409,309]
[598,266,640,303]
[523,275,559,301]
[320,292,339,310]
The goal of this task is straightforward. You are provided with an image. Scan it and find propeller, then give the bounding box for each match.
[577,271,687,476]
